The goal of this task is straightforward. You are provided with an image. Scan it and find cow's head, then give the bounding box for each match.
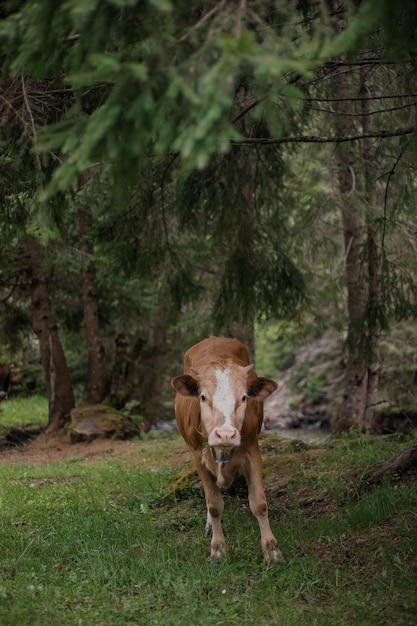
[172,363,277,448]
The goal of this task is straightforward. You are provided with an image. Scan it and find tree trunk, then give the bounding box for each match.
[110,333,145,409]
[137,307,169,432]
[331,6,370,431]
[225,143,256,362]
[331,14,382,433]
[78,203,109,404]
[22,236,74,432]
[227,321,255,363]
[360,66,381,432]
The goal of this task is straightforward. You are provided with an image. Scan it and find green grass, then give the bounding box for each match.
[0,395,48,430]
[1,399,417,625]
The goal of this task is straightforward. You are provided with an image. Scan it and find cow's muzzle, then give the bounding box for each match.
[210,426,240,447]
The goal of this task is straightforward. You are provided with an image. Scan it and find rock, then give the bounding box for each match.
[68,405,140,443]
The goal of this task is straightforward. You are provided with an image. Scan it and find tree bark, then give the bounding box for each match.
[22,236,74,432]
[78,203,109,404]
[110,333,145,409]
[331,4,373,431]
[137,307,169,432]
[224,139,256,361]
[360,66,381,432]
[227,321,255,363]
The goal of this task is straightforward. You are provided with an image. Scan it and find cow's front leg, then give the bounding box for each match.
[207,493,226,560]
[194,455,226,559]
[244,447,282,564]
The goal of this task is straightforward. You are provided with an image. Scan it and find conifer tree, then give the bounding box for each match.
[1,0,417,433]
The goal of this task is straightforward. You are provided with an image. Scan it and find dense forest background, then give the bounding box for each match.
[1,0,417,435]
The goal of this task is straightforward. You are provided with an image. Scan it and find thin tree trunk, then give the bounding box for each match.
[331,9,381,433]
[22,236,74,432]
[225,145,256,362]
[331,4,369,430]
[78,203,109,404]
[360,66,381,432]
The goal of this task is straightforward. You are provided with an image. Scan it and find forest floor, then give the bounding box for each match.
[1,410,417,624]
[0,429,191,476]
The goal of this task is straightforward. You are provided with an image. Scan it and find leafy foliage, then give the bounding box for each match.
[0,0,372,192]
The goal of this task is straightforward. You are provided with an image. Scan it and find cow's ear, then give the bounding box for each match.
[247,377,277,400]
[171,375,199,397]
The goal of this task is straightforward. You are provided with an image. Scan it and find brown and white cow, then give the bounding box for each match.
[171,336,281,564]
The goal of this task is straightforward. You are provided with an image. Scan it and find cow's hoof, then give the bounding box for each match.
[265,547,283,565]
[210,545,226,560]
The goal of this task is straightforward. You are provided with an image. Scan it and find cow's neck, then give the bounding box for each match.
[201,447,236,489]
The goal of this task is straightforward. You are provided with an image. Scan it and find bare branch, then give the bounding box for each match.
[304,100,417,118]
[177,0,227,44]
[232,126,416,146]
[304,92,417,103]
[361,442,417,491]
[232,98,259,125]
[20,75,42,172]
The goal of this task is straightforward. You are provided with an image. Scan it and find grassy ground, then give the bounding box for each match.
[0,397,417,625]
[0,395,47,431]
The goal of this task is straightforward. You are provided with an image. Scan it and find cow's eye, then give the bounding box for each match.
[201,394,206,402]
[241,394,247,402]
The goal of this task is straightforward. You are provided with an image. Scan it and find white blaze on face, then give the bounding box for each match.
[212,369,235,427]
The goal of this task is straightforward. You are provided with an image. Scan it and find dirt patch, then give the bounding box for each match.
[0,430,144,466]
[0,427,192,470]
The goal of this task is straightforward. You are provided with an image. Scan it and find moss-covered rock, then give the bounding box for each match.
[163,461,199,499]
[68,404,140,443]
